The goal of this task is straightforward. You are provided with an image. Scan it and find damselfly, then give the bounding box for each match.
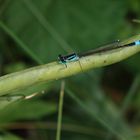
[58,40,140,66]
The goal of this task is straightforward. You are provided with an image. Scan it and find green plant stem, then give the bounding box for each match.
[56,81,65,140]
[0,35,140,96]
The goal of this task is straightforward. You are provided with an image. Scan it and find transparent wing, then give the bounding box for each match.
[79,40,120,57]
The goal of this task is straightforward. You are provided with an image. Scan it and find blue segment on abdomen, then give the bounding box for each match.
[135,40,140,46]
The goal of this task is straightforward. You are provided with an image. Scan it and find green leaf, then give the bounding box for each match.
[0,132,22,140]
[0,99,56,123]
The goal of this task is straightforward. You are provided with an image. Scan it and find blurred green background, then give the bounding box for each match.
[1,0,140,140]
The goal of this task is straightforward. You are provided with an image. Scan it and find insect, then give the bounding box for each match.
[58,40,140,67]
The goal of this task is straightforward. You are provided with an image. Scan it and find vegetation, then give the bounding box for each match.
[1,0,140,140]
